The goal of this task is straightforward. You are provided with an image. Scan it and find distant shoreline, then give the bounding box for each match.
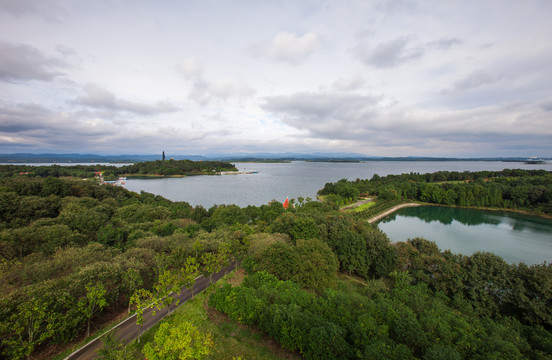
[1,154,549,164]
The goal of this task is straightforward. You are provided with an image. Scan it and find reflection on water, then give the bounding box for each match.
[377,206,552,265]
[380,205,552,232]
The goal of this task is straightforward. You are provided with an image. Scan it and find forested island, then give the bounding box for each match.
[0,169,551,359]
[0,159,237,180]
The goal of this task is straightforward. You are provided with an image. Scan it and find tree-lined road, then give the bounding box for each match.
[65,262,237,360]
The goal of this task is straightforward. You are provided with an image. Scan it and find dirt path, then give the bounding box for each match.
[367,203,420,223]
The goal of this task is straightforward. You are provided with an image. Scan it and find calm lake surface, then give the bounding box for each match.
[123,161,551,208]
[377,206,552,265]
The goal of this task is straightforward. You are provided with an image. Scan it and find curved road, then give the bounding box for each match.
[64,262,238,360]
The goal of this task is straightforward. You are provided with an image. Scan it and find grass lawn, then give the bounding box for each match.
[350,201,376,212]
[128,269,299,360]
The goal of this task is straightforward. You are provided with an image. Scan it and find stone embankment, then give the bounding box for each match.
[367,203,420,223]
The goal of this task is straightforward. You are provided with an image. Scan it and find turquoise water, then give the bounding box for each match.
[377,206,552,265]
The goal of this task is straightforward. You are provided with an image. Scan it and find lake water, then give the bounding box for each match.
[123,161,551,208]
[377,206,552,265]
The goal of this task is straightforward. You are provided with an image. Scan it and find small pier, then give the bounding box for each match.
[217,170,258,175]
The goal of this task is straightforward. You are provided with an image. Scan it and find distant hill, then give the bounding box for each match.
[0,152,548,163]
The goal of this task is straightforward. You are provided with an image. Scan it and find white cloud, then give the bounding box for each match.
[189,78,256,105]
[176,57,203,78]
[266,31,320,65]
[177,59,256,105]
[332,77,365,91]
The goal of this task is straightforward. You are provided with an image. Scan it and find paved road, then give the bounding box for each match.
[64,262,237,360]
[340,198,374,211]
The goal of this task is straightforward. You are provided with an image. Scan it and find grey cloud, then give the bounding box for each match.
[55,44,78,58]
[0,42,69,82]
[0,101,115,137]
[332,77,365,91]
[76,84,178,115]
[427,37,463,50]
[261,91,552,155]
[262,92,380,139]
[354,37,424,68]
[354,36,462,69]
[541,98,552,112]
[0,101,204,153]
[0,0,64,20]
[0,103,53,132]
[444,70,503,94]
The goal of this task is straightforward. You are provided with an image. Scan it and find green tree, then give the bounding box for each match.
[130,288,152,342]
[5,297,54,360]
[201,251,220,285]
[142,321,214,360]
[78,283,108,338]
[153,269,180,315]
[122,268,143,313]
[180,256,199,297]
[97,332,134,360]
[293,238,338,291]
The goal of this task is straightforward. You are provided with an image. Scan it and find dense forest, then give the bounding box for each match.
[0,159,237,180]
[0,170,551,359]
[318,169,552,215]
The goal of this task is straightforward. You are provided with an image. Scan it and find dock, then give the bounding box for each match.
[217,170,258,175]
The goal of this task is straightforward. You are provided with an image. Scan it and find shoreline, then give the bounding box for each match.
[367,202,552,223]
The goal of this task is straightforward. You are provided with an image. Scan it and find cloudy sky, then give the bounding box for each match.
[1,0,551,157]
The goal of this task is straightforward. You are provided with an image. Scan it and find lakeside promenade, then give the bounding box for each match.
[367,203,420,223]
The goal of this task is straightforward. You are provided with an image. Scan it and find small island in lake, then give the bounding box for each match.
[0,159,238,180]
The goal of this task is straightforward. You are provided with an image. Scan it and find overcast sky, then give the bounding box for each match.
[1,0,551,157]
